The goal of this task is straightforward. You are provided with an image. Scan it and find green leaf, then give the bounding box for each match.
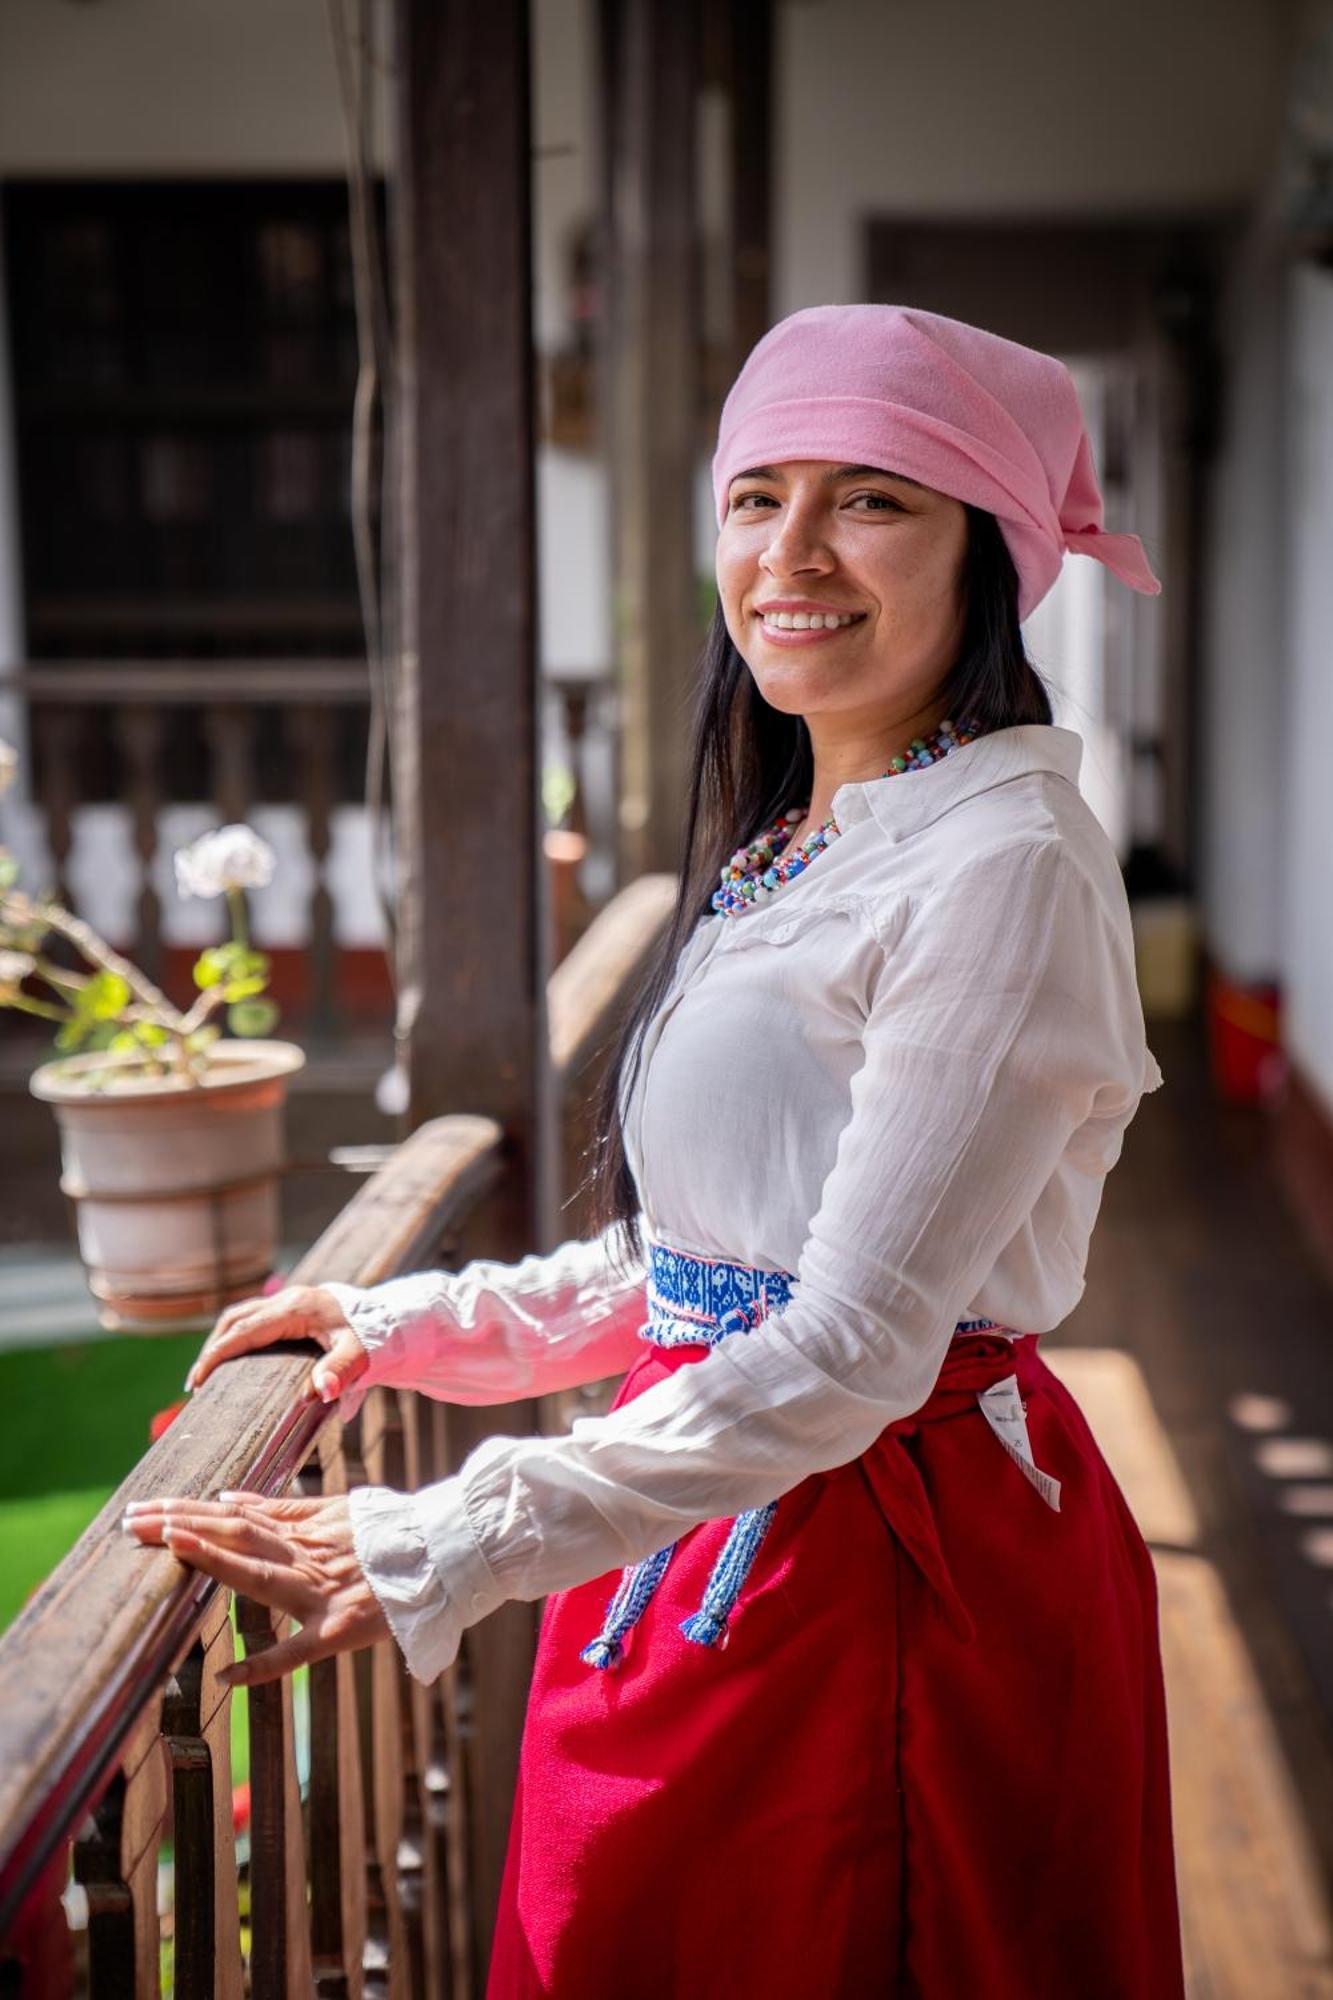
[80,970,132,1021]
[194,943,268,993]
[222,974,266,1002]
[227,998,280,1038]
[192,948,228,990]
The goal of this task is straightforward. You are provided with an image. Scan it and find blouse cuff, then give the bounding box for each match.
[348,1478,506,1684]
[318,1279,403,1360]
[316,1280,404,1420]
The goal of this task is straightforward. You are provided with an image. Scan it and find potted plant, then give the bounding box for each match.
[0,757,304,1331]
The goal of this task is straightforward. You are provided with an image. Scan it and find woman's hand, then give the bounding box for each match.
[185,1286,369,1405]
[122,1492,389,1684]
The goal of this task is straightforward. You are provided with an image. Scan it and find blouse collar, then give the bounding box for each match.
[831,723,1084,844]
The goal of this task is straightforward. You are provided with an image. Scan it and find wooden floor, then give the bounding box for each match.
[1049,1014,1333,1998]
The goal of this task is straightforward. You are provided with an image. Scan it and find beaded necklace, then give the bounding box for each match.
[710,715,984,919]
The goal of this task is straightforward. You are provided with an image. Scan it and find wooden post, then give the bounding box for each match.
[391,0,548,1981]
[601,0,705,880]
[726,0,774,380]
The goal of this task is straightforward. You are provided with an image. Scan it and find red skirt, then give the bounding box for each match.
[486,1329,1186,1998]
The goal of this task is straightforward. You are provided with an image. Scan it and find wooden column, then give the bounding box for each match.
[391,0,548,1981]
[602,0,704,880]
[726,0,774,379]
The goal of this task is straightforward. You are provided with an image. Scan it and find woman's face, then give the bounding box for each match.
[715,459,970,728]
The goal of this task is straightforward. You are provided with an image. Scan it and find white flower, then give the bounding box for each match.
[0,740,17,798]
[174,824,277,900]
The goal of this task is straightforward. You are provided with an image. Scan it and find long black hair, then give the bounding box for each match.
[584,503,1052,1264]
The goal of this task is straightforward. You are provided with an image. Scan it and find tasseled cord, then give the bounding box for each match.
[580,1500,780,1670]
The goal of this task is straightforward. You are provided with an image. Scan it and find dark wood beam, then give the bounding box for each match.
[391,0,547,1978]
[726,0,775,380]
[602,0,705,880]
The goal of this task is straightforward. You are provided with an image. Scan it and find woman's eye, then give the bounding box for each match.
[727,488,901,514]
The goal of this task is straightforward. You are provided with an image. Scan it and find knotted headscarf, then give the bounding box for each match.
[711,303,1162,624]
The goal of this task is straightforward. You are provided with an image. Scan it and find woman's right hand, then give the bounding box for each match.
[184,1286,369,1404]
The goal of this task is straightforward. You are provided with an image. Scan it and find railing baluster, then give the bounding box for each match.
[205,704,255,829]
[304,1428,369,1998]
[32,706,81,911]
[114,705,166,982]
[236,1599,314,1998]
[344,1393,408,1997]
[291,702,339,1036]
[73,1702,168,2000]
[162,1593,244,2000]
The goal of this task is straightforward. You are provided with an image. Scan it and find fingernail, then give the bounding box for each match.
[120,1514,146,1534]
[217,1490,243,1502]
[183,1372,195,1392]
[218,1665,245,1688]
[123,1501,148,1514]
[313,1369,338,1402]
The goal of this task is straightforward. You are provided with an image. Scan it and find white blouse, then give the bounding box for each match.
[330,723,1163,1683]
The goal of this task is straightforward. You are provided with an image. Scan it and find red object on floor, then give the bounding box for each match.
[149,1399,187,1442]
[487,1332,1186,1999]
[1206,967,1286,1104]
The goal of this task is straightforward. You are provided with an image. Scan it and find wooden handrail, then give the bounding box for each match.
[0,872,681,1990]
[11,662,376,704]
[548,870,677,1082]
[0,1114,502,1936]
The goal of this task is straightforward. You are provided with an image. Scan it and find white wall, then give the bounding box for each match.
[0,0,361,176]
[1198,220,1290,983]
[1281,260,1333,1118]
[774,0,1297,310]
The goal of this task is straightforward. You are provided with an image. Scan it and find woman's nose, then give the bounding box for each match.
[759,506,835,577]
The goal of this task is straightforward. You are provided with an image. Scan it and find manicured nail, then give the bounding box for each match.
[183,1371,195,1392]
[312,1369,338,1403]
[218,1664,246,1688]
[217,1490,243,1503]
[123,1500,148,1514]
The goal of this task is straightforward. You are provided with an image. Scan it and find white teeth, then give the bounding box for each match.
[760,611,859,631]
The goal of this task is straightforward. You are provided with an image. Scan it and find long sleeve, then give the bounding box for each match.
[350,837,1149,1682]
[321,1219,648,1414]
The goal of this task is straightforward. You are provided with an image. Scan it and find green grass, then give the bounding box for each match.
[0,1330,200,1629]
[0,1331,329,1817]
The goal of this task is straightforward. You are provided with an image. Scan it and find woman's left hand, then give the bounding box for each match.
[122,1492,389,1686]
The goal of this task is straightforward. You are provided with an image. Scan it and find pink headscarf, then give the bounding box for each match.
[711,303,1162,624]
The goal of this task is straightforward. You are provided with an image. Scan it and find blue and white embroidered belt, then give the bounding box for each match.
[578,1240,1060,1673]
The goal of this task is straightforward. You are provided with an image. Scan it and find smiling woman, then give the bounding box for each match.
[138,302,1181,1999]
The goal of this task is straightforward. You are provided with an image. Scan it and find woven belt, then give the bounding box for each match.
[579,1241,1060,1672]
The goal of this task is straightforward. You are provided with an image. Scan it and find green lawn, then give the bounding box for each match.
[0,1330,201,1629]
[0,1326,277,1797]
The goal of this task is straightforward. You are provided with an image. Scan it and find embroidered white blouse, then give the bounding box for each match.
[329,723,1163,1683]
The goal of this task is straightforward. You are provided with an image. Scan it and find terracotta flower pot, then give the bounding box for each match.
[30,1039,304,1332]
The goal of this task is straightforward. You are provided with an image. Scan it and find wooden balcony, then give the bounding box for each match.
[0,873,676,1997]
[7,661,617,1035]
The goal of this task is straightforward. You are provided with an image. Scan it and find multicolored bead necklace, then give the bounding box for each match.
[710,715,985,919]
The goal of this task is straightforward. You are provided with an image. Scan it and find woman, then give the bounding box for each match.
[128,303,1186,1997]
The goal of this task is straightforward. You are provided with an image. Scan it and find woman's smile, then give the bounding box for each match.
[753,597,869,646]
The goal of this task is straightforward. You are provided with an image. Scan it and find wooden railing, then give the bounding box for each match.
[0,872,677,1998]
[7,662,616,1027]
